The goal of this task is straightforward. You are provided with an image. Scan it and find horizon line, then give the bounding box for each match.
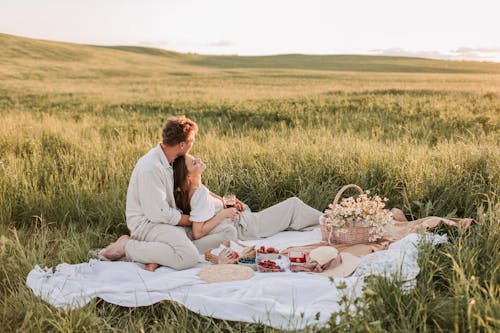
[3,32,500,64]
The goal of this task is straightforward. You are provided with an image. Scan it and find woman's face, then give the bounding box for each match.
[185,154,206,176]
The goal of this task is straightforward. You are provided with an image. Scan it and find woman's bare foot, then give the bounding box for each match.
[102,235,131,260]
[144,263,160,272]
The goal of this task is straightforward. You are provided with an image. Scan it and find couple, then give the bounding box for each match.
[102,116,321,270]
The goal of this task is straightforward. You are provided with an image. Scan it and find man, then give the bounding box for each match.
[102,116,201,270]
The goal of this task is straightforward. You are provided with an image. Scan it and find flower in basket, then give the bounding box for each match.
[323,190,393,242]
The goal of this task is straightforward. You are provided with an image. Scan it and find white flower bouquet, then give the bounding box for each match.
[321,184,393,244]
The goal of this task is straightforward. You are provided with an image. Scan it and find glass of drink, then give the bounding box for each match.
[223,194,236,208]
[223,194,239,223]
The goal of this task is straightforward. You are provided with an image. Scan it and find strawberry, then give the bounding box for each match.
[259,245,265,253]
[232,252,239,259]
[266,247,275,253]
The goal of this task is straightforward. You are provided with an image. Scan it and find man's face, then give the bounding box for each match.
[178,132,195,156]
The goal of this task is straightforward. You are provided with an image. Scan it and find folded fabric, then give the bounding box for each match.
[289,247,361,278]
[283,214,473,257]
[290,246,341,273]
[383,215,474,242]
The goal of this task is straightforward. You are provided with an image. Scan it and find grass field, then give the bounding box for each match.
[0,33,499,332]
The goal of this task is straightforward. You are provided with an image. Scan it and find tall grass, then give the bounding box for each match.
[1,93,499,332]
[1,34,499,332]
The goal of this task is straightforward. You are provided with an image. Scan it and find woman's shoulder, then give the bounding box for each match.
[190,184,210,204]
[189,184,215,222]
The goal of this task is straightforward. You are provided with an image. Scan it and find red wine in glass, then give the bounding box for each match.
[223,194,236,208]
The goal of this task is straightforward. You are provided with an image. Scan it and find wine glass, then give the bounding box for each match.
[223,194,238,223]
[223,194,236,208]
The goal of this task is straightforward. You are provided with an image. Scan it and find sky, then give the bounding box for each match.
[1,0,500,62]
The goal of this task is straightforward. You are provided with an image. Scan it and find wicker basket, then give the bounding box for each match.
[321,184,376,245]
[204,240,256,264]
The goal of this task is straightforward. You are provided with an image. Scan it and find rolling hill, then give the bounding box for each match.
[1,33,500,102]
[3,33,500,74]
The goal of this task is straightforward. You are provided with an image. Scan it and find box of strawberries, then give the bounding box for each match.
[256,245,286,273]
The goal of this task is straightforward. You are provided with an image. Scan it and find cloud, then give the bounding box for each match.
[368,47,500,62]
[455,47,500,54]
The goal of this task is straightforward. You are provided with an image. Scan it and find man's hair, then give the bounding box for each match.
[162,116,198,146]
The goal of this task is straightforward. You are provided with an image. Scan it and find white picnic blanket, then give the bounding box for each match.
[26,229,447,330]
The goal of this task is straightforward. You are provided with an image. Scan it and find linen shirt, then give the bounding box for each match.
[189,185,224,223]
[126,145,182,233]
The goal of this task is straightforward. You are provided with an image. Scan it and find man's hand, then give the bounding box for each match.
[177,214,192,227]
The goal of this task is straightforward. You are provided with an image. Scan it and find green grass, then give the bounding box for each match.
[0,33,499,332]
[185,54,500,73]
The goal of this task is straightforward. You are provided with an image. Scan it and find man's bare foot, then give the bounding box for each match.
[102,235,130,260]
[144,263,160,272]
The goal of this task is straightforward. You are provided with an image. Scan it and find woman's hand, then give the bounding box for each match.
[234,198,245,212]
[210,191,245,212]
[219,207,238,219]
[192,207,238,240]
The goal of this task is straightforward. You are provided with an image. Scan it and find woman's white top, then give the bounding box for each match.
[189,185,224,223]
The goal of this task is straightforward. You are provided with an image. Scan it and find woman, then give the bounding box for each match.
[173,154,239,253]
[173,154,322,243]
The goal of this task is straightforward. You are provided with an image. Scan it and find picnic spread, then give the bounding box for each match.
[27,185,474,330]
[26,213,472,330]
